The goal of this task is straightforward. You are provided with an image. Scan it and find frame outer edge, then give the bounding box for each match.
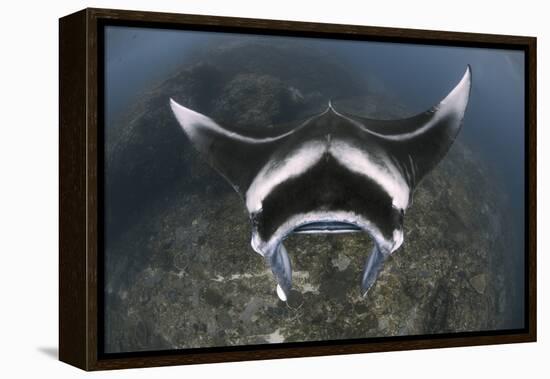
[528,36,537,342]
[59,7,537,371]
[86,7,101,370]
[58,9,88,370]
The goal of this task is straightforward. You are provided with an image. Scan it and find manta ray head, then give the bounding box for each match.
[170,66,472,301]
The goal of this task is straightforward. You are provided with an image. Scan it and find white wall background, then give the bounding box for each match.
[0,0,547,377]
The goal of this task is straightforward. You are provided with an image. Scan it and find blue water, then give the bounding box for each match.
[105,26,526,327]
[105,29,525,212]
[334,39,525,219]
[332,42,526,327]
[104,27,210,124]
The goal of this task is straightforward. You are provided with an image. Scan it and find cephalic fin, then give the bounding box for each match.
[268,243,292,301]
[361,243,390,296]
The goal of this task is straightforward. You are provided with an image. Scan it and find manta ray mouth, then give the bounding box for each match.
[256,211,395,301]
[293,221,363,234]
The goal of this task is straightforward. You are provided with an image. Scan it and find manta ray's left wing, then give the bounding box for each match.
[170,99,295,197]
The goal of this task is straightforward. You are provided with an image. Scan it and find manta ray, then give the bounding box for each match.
[170,66,472,301]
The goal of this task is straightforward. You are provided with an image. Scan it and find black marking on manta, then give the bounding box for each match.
[170,66,472,301]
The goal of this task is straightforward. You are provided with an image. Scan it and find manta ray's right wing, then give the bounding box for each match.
[342,66,472,191]
[341,66,472,295]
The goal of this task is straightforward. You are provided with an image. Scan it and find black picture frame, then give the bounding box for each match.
[59,7,537,371]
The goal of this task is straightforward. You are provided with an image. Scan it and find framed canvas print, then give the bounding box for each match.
[59,8,536,371]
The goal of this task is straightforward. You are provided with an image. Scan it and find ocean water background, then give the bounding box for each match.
[104,26,526,332]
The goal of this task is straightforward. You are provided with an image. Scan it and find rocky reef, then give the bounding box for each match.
[103,39,522,353]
